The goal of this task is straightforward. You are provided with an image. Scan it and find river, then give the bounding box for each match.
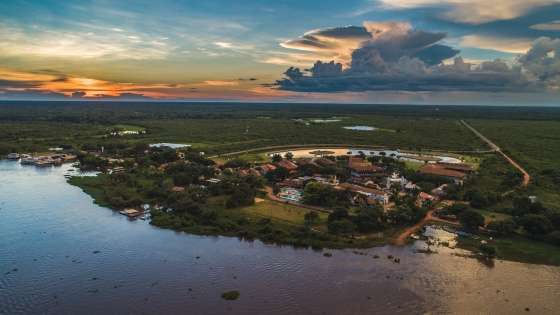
[1,161,559,314]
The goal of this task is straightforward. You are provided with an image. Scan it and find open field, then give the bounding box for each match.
[240,200,328,225]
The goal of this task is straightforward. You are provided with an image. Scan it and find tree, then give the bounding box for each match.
[265,166,289,183]
[458,209,485,232]
[487,219,517,236]
[271,154,282,163]
[327,219,355,235]
[226,183,256,208]
[303,182,336,207]
[328,208,349,222]
[518,214,552,236]
[479,244,496,258]
[224,158,249,169]
[353,205,385,233]
[304,211,320,227]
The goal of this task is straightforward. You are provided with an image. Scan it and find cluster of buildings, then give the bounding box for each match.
[230,153,475,211]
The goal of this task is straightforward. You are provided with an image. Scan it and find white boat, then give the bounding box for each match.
[7,153,20,160]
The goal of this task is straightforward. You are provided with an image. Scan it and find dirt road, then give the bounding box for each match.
[460,120,530,187]
[393,210,460,246]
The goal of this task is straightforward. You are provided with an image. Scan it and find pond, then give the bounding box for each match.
[343,126,377,131]
[1,160,559,314]
[149,143,191,149]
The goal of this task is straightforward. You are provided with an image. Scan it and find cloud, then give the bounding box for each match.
[531,20,560,31]
[203,80,239,86]
[377,0,560,24]
[272,22,458,68]
[0,22,174,60]
[519,37,560,89]
[276,22,560,93]
[459,35,533,54]
[278,25,373,66]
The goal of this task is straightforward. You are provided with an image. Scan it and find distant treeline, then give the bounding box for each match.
[1,101,560,123]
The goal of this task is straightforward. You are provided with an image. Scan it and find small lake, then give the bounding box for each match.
[1,160,559,314]
[149,143,191,149]
[343,126,377,131]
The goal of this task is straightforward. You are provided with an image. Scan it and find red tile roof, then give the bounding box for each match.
[419,164,467,179]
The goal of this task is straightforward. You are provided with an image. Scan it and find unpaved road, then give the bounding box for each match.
[460,120,530,187]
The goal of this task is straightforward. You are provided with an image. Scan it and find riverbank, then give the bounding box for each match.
[67,175,394,250]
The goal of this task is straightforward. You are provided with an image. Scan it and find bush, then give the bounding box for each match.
[458,209,485,232]
[479,244,496,258]
[518,214,553,236]
[487,219,517,236]
[221,290,240,300]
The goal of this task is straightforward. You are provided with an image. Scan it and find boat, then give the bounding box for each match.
[35,159,54,167]
[20,157,37,165]
[119,208,144,218]
[7,153,20,160]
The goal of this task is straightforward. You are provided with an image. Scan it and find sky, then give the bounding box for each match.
[1,0,560,105]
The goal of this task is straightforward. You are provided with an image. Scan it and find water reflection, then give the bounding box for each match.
[0,161,559,314]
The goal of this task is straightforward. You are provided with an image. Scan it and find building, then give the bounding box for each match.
[385,171,408,189]
[431,184,448,198]
[436,162,474,173]
[276,159,298,172]
[348,157,377,176]
[337,182,390,205]
[417,192,436,207]
[277,187,303,203]
[419,164,468,184]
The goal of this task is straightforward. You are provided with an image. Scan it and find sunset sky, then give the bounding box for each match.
[1,0,560,105]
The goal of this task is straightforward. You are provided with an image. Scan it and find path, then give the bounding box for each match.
[208,143,495,159]
[460,120,530,187]
[393,210,460,246]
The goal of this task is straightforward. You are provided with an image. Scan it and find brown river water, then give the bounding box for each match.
[1,161,559,314]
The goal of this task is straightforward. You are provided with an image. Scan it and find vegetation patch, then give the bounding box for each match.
[221,290,240,300]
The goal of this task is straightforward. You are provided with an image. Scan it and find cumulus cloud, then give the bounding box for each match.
[272,22,458,68]
[519,37,560,89]
[377,0,560,24]
[276,22,560,93]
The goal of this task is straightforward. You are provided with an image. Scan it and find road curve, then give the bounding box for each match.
[460,120,530,187]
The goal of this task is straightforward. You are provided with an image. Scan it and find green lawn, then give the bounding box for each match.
[240,200,327,225]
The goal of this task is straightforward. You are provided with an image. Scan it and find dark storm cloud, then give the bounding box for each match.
[276,22,560,93]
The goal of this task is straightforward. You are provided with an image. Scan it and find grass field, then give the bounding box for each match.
[458,234,560,266]
[240,200,328,225]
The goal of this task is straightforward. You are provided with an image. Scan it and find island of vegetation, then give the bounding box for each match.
[2,102,560,265]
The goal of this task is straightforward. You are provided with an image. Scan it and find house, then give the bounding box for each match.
[206,178,221,184]
[348,157,379,176]
[257,163,277,175]
[385,171,407,189]
[108,166,125,174]
[276,159,298,172]
[419,164,467,184]
[431,184,448,198]
[278,178,305,189]
[313,157,336,167]
[337,183,390,205]
[404,182,420,192]
[171,186,185,192]
[417,192,436,207]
